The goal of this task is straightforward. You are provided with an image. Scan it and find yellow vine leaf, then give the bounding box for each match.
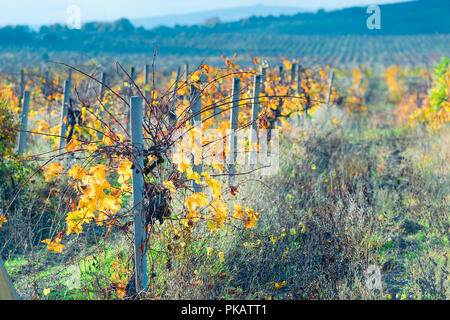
[66,163,122,235]
[163,180,176,193]
[186,167,201,184]
[86,143,98,153]
[275,281,286,290]
[201,172,221,198]
[0,216,7,228]
[232,204,259,229]
[209,199,229,229]
[44,162,63,183]
[173,151,190,173]
[233,204,245,220]
[211,160,224,172]
[183,209,201,227]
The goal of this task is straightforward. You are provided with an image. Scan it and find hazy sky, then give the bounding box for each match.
[0,0,411,26]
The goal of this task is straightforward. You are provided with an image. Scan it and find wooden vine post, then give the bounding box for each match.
[17,90,31,155]
[130,96,148,294]
[326,70,334,109]
[249,75,261,170]
[58,80,71,154]
[228,77,241,186]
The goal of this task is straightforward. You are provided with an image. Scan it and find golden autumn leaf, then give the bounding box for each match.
[68,164,87,180]
[163,180,177,193]
[44,162,63,183]
[201,172,222,198]
[173,151,191,173]
[191,70,202,83]
[283,59,292,70]
[102,134,114,146]
[86,143,98,153]
[41,237,64,253]
[178,161,190,174]
[225,57,238,69]
[209,199,229,229]
[66,138,82,152]
[233,204,245,220]
[244,216,258,229]
[117,159,132,190]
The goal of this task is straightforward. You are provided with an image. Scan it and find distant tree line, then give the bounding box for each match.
[0,0,448,55]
